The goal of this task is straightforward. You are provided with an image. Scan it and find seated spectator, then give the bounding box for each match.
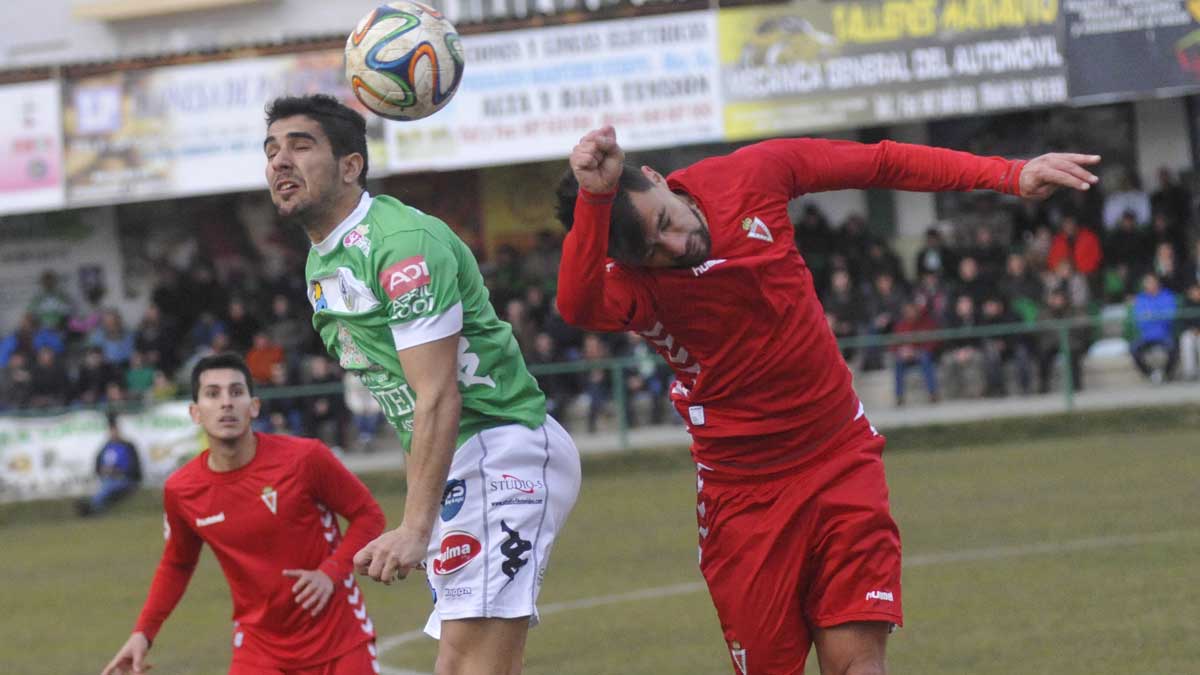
[950,256,989,307]
[527,332,578,428]
[1036,288,1089,393]
[0,312,64,366]
[245,332,285,384]
[864,240,907,291]
[75,346,117,406]
[67,285,107,349]
[1147,211,1186,264]
[504,298,537,356]
[27,270,74,331]
[189,311,228,355]
[864,271,907,370]
[88,309,135,369]
[1103,210,1150,275]
[912,271,952,325]
[834,213,872,281]
[822,269,867,362]
[1182,240,1200,290]
[522,229,563,294]
[265,294,310,374]
[940,295,985,398]
[1102,262,1137,304]
[618,332,670,427]
[0,352,33,410]
[150,369,179,402]
[1179,282,1200,380]
[967,226,1007,283]
[224,297,261,353]
[29,346,71,409]
[343,370,383,452]
[795,204,837,294]
[581,333,612,433]
[979,296,1033,396]
[1150,166,1192,231]
[125,350,156,400]
[1131,273,1178,383]
[890,301,940,406]
[1102,170,1151,230]
[997,253,1045,323]
[522,284,550,330]
[76,412,142,517]
[1047,214,1103,278]
[1152,241,1187,293]
[1045,258,1091,311]
[304,356,347,449]
[261,362,303,435]
[914,226,957,280]
[134,304,181,375]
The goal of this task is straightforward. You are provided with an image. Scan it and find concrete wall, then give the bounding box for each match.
[1133,97,1194,190]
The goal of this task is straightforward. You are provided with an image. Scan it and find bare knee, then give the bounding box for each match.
[434,617,528,675]
[813,621,890,675]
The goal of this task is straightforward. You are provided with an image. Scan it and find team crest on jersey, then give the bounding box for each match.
[309,268,381,315]
[343,224,371,257]
[742,216,773,243]
[729,641,747,674]
[311,281,329,312]
[261,486,278,515]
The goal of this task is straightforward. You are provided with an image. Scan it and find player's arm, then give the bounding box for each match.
[356,334,461,584]
[557,126,656,332]
[102,488,202,675]
[753,137,1099,201]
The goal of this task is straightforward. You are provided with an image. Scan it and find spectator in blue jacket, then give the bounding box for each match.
[0,313,64,366]
[1131,273,1178,383]
[76,412,143,516]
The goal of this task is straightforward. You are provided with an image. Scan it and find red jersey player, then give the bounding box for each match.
[555,126,1099,675]
[101,353,386,675]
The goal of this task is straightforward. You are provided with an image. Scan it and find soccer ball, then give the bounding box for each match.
[344,1,466,121]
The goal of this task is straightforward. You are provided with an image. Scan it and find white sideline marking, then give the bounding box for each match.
[377,529,1195,674]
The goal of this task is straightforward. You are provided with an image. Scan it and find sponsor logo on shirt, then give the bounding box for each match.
[441,479,467,521]
[195,512,225,527]
[433,531,481,576]
[691,258,727,276]
[380,256,431,301]
[310,281,328,312]
[442,587,473,601]
[866,590,895,602]
[490,474,544,494]
[389,285,435,321]
[343,224,371,256]
[499,520,532,585]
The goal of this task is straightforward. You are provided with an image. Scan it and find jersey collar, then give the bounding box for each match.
[313,191,372,256]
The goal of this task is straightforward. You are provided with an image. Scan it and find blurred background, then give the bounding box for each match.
[0,1,1198,673]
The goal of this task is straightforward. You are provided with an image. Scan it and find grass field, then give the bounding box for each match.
[3,425,1199,674]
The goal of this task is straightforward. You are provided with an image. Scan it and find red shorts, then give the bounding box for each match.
[696,430,902,675]
[228,640,378,675]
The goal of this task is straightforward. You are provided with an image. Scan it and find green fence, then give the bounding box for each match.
[4,306,1197,451]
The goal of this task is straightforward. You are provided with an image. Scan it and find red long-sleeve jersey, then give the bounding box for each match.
[134,433,386,669]
[559,138,1025,473]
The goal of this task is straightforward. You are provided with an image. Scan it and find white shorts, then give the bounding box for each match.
[423,415,580,638]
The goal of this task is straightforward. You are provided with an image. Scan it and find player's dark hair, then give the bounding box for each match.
[265,94,369,188]
[555,164,656,265]
[190,352,256,402]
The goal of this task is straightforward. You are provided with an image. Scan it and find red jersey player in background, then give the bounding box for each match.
[101,353,386,675]
[555,126,1099,675]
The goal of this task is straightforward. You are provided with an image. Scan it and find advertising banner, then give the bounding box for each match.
[719,0,1068,140]
[63,51,385,206]
[1064,0,1200,102]
[384,10,723,172]
[0,402,202,503]
[0,80,65,216]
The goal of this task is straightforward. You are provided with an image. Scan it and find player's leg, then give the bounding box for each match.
[424,417,580,672]
[697,466,818,674]
[436,617,528,675]
[227,660,285,675]
[812,622,890,675]
[311,639,380,675]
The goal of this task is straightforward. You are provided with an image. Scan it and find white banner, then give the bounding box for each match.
[0,402,201,503]
[385,10,723,172]
[0,81,65,216]
[63,51,385,206]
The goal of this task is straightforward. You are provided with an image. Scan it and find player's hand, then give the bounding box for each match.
[282,568,334,617]
[354,524,429,585]
[570,125,624,194]
[1018,152,1101,201]
[100,632,151,675]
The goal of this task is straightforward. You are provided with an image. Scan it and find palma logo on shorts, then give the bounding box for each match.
[433,531,480,576]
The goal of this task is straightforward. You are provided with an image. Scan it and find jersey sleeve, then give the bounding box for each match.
[133,485,202,644]
[372,230,464,351]
[305,440,387,581]
[744,138,1026,198]
[556,188,658,332]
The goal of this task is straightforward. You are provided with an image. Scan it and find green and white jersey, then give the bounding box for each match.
[304,193,546,451]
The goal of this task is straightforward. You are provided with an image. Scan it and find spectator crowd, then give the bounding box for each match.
[2,166,1199,445]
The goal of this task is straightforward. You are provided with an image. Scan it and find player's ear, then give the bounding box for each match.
[188,402,201,425]
[641,165,666,186]
[249,397,262,420]
[341,153,364,186]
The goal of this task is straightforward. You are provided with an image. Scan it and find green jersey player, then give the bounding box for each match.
[264,94,581,675]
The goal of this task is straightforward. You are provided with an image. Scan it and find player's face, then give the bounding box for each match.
[264,115,343,224]
[628,167,711,268]
[190,368,260,442]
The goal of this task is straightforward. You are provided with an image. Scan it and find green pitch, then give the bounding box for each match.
[3,426,1198,674]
